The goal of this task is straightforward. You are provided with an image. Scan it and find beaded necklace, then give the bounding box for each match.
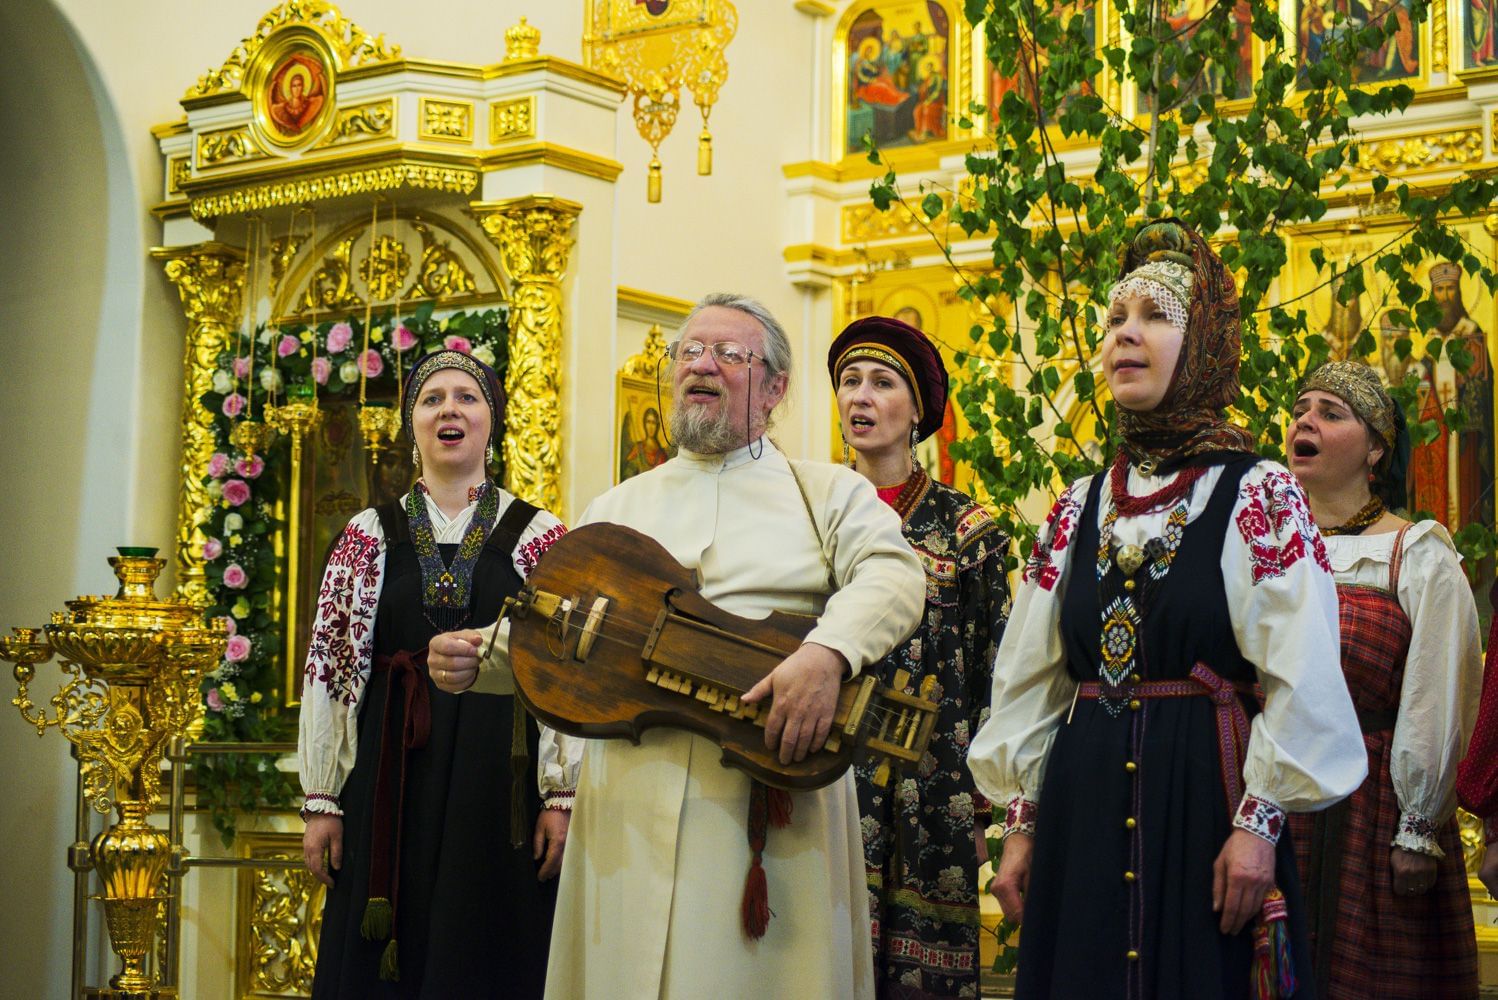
[1109,452,1208,517]
[1093,474,1196,715]
[406,480,500,631]
[1321,496,1384,537]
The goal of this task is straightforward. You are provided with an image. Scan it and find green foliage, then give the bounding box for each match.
[195,306,508,843]
[868,0,1498,568]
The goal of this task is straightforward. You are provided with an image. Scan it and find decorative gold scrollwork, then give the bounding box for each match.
[189,162,479,221]
[235,838,324,998]
[1359,129,1484,173]
[269,234,309,298]
[188,0,400,99]
[198,128,267,168]
[490,96,536,143]
[410,220,477,299]
[153,244,247,605]
[358,234,411,302]
[470,196,581,513]
[314,100,395,150]
[303,234,361,313]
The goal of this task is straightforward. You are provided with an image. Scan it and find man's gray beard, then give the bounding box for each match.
[671,399,743,454]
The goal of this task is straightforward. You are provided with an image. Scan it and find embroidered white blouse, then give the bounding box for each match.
[1323,521,1483,855]
[968,461,1368,843]
[296,487,582,816]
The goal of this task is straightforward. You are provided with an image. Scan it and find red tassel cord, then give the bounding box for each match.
[741,781,788,939]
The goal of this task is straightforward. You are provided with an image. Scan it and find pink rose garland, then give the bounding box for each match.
[234,456,265,479]
[225,635,252,662]
[222,479,251,506]
[443,335,472,354]
[326,322,354,354]
[222,563,248,589]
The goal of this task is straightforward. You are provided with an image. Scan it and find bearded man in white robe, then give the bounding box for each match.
[429,292,923,999]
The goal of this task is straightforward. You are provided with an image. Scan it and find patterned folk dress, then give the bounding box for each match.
[1289,521,1482,1000]
[856,466,1010,999]
[969,458,1368,1000]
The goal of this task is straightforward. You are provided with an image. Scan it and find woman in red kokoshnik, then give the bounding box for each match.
[968,221,1367,999]
[297,350,576,998]
[1286,360,1482,999]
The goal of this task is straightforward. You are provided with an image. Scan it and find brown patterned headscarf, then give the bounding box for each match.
[1110,220,1257,467]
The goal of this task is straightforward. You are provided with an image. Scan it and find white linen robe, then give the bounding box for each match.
[478,438,924,1000]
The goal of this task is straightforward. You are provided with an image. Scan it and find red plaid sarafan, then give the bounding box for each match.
[1288,531,1478,999]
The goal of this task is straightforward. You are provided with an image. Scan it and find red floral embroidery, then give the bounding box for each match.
[305,522,382,705]
[1023,486,1084,592]
[515,522,567,579]
[1003,796,1038,838]
[1234,468,1331,584]
[1233,792,1285,844]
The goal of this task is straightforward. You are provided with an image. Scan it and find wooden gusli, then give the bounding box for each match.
[499,522,939,791]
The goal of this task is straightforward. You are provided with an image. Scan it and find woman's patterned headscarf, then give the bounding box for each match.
[1110,220,1257,467]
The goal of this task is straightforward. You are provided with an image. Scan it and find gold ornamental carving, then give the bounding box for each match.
[188,0,400,100]
[842,200,947,243]
[167,157,192,196]
[153,243,247,607]
[420,99,473,143]
[313,99,395,149]
[1357,128,1484,173]
[490,96,537,143]
[303,233,362,313]
[197,127,269,169]
[621,322,669,379]
[188,159,478,221]
[1433,0,1448,75]
[358,234,412,301]
[0,552,226,999]
[584,0,738,201]
[269,233,309,297]
[504,17,542,61]
[409,220,478,299]
[470,196,581,513]
[235,838,324,997]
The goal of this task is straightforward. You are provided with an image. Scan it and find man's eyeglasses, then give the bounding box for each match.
[665,340,759,367]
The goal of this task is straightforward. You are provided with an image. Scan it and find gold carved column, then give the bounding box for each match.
[151,243,247,605]
[470,196,581,513]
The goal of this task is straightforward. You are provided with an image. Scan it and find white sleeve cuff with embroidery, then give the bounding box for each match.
[1392,810,1445,857]
[300,792,343,819]
[543,789,576,812]
[1002,796,1038,839]
[1232,793,1286,844]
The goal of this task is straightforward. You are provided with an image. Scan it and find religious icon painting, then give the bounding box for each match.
[1292,0,1424,89]
[616,374,677,484]
[1135,0,1255,114]
[253,38,335,147]
[840,1,955,157]
[986,0,1102,128]
[1462,0,1498,69]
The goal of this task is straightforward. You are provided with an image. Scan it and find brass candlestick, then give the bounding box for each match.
[0,548,225,999]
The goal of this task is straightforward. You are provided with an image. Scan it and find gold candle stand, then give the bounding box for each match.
[0,548,226,1000]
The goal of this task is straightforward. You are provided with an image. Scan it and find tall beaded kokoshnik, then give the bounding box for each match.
[406,480,501,631]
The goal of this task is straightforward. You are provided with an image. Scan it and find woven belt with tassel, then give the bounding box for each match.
[1078,662,1298,1000]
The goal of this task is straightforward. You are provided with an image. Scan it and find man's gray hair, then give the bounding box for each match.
[680,292,793,379]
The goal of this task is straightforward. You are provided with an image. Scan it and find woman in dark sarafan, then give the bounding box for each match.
[969,221,1367,999]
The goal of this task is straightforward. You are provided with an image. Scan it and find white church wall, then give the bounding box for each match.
[2,2,830,996]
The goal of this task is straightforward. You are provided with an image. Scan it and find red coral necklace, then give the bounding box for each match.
[1109,453,1207,517]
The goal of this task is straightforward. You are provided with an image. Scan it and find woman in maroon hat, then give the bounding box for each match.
[829,316,1011,999]
[297,349,576,998]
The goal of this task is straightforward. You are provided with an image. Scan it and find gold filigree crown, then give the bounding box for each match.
[505,17,541,62]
